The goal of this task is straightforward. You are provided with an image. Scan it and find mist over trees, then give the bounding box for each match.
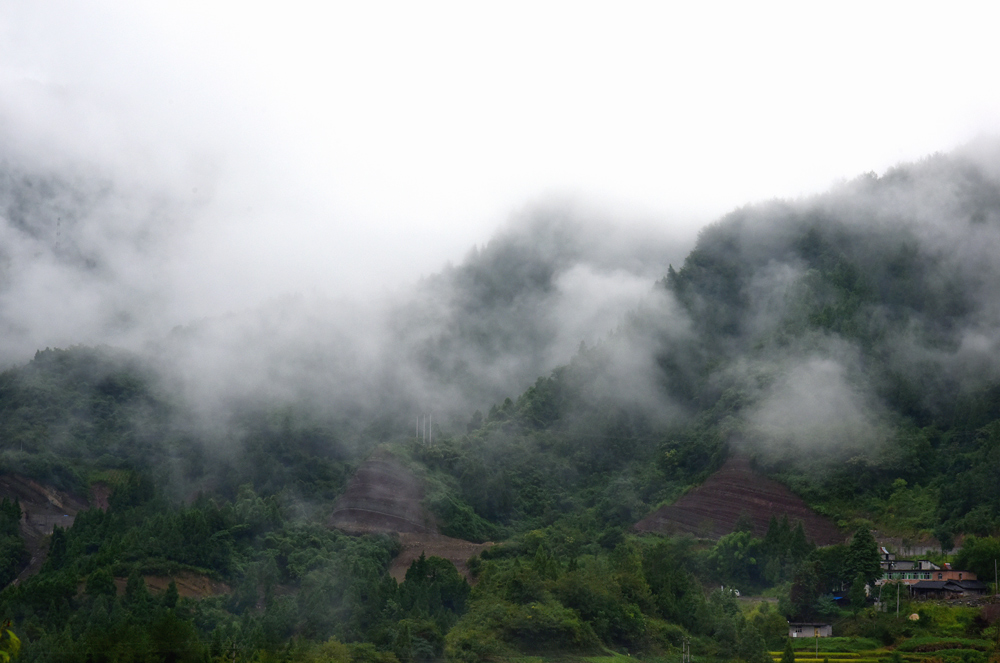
[7,142,1000,530]
[5,143,1000,659]
[0,161,197,363]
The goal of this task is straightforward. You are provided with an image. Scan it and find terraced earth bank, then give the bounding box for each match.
[633,456,843,545]
[330,453,492,581]
[329,453,436,535]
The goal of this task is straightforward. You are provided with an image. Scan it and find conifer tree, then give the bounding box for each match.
[846,528,881,589]
[781,637,796,663]
[162,579,179,609]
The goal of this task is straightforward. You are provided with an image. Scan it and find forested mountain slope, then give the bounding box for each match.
[656,147,1000,538]
[1,146,1000,660]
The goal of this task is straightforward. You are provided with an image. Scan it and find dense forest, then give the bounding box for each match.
[2,148,1000,661]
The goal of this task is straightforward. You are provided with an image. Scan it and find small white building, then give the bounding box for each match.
[788,623,833,638]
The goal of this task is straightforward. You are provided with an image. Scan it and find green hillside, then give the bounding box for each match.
[1,149,1000,661]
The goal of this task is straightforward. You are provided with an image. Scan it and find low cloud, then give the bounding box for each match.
[745,354,888,461]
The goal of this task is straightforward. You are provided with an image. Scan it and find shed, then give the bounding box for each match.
[788,623,833,638]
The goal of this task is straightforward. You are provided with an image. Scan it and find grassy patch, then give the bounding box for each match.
[498,657,636,663]
[895,637,992,652]
[580,655,635,663]
[783,638,881,652]
[767,653,864,659]
[907,605,982,638]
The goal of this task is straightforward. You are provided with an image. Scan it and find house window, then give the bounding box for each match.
[938,573,942,579]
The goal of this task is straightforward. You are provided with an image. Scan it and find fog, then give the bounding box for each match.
[3,5,1000,450]
[147,204,694,440]
[738,345,890,464]
[4,3,999,314]
[672,142,1000,467]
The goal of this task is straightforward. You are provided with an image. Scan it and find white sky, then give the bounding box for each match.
[1,2,999,315]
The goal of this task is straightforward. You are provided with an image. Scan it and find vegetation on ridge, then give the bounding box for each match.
[2,149,1000,659]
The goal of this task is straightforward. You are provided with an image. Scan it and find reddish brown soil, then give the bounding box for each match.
[90,482,112,511]
[329,454,437,535]
[0,474,90,584]
[633,456,844,545]
[111,572,231,598]
[330,453,491,582]
[389,532,493,583]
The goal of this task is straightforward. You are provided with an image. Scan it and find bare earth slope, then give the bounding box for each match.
[0,474,90,584]
[330,453,491,581]
[329,452,436,534]
[388,532,491,583]
[112,572,231,599]
[633,456,843,545]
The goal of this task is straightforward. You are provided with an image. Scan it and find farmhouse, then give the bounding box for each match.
[910,579,989,600]
[878,548,976,586]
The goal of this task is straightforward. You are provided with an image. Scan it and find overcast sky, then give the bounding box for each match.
[1,2,999,319]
